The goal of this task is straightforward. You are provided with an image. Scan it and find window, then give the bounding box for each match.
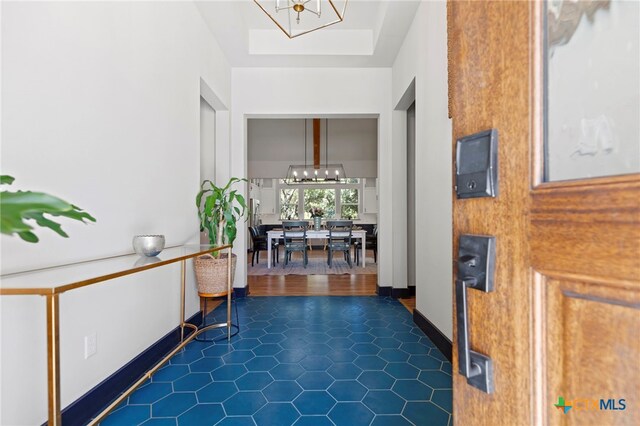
[342,178,360,184]
[277,179,364,220]
[303,189,336,219]
[280,188,298,220]
[340,188,359,220]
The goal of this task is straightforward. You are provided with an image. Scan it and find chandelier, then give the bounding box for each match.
[284,119,347,184]
[253,0,348,39]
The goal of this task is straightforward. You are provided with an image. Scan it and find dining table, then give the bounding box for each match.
[266,229,368,268]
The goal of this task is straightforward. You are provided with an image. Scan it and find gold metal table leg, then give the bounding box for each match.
[46,293,61,426]
[180,259,186,341]
[91,255,204,425]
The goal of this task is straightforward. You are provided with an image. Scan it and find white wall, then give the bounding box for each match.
[248,118,378,178]
[229,67,397,289]
[392,0,453,338]
[0,2,231,424]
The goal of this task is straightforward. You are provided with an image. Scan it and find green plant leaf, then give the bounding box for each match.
[222,178,238,191]
[24,211,69,238]
[56,205,96,223]
[1,175,15,185]
[223,211,233,224]
[207,221,216,246]
[196,188,208,209]
[18,230,39,243]
[225,221,237,243]
[1,190,71,211]
[196,177,248,246]
[204,195,215,217]
[235,193,247,209]
[0,187,96,243]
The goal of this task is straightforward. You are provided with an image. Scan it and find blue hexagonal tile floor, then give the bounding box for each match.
[102,296,451,425]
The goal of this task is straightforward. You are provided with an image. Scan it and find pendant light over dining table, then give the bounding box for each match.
[253,0,348,39]
[285,118,347,185]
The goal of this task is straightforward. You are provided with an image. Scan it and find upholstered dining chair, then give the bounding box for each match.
[248,226,278,266]
[354,225,377,266]
[282,220,309,268]
[326,220,353,268]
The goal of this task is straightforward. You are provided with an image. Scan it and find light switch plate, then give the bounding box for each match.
[84,333,97,359]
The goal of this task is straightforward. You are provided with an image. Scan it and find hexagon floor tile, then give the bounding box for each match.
[102,296,451,425]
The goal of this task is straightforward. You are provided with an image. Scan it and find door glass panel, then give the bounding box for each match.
[545,0,640,181]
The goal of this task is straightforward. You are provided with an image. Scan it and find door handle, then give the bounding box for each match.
[456,278,481,379]
[456,235,496,394]
[456,278,494,394]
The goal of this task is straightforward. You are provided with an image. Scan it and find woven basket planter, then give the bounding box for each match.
[194,253,237,296]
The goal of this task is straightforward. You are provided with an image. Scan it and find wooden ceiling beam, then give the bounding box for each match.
[313,118,321,169]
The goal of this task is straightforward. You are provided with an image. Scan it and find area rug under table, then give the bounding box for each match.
[248,250,377,276]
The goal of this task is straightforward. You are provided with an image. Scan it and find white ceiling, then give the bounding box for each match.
[195,0,420,67]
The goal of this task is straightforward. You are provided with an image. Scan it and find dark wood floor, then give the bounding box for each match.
[248,273,377,296]
[399,294,416,312]
[204,268,416,314]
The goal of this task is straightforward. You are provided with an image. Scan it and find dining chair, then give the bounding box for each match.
[282,220,309,268]
[248,226,278,266]
[354,225,377,265]
[326,220,353,268]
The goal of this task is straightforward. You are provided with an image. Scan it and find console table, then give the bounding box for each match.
[0,244,233,425]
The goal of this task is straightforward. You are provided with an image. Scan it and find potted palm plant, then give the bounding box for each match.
[194,177,247,295]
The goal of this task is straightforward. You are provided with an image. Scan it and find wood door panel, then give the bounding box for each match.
[531,220,639,284]
[450,1,532,424]
[543,276,639,425]
[531,176,640,283]
[450,0,533,423]
[450,1,639,424]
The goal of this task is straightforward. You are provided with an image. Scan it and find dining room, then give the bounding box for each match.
[246,117,379,287]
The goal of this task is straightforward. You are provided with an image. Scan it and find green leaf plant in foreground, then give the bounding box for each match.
[0,175,96,243]
[196,177,248,256]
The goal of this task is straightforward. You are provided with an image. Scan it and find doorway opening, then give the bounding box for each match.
[246,117,379,290]
[407,102,416,288]
[199,96,216,244]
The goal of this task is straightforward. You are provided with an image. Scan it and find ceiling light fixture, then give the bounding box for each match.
[285,118,346,185]
[253,0,348,39]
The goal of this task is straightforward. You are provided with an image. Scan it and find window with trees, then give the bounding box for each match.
[280,188,298,220]
[303,189,335,219]
[278,179,361,220]
[340,188,359,220]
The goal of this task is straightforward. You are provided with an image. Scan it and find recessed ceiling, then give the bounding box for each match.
[195,0,420,67]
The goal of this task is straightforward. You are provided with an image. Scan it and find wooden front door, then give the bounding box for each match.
[449,1,639,425]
